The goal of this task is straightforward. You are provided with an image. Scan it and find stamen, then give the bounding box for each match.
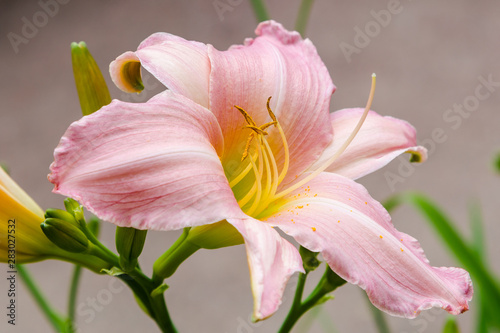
[245,143,263,216]
[229,152,256,187]
[266,97,289,185]
[241,134,255,161]
[244,125,269,136]
[234,105,256,126]
[262,137,279,198]
[272,74,377,201]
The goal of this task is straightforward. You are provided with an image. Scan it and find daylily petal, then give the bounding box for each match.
[110,33,210,107]
[0,182,53,259]
[208,21,334,183]
[49,90,243,230]
[264,173,472,318]
[307,109,427,180]
[227,217,304,320]
[0,168,43,217]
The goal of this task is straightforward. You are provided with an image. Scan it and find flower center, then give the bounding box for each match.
[228,74,377,218]
[228,97,290,217]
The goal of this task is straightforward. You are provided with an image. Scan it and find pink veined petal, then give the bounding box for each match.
[110,33,210,108]
[227,217,304,320]
[307,109,428,180]
[208,20,334,183]
[49,90,244,231]
[264,173,472,318]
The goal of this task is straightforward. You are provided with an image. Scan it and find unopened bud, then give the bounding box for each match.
[63,198,86,227]
[115,227,147,272]
[299,246,321,273]
[41,218,89,253]
[71,41,111,115]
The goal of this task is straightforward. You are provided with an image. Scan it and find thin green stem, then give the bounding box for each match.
[295,0,315,35]
[67,265,83,331]
[364,293,391,333]
[17,265,68,332]
[279,272,307,333]
[279,266,346,333]
[249,0,270,22]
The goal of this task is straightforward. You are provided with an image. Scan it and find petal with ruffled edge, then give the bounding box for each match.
[263,173,472,318]
[209,21,334,184]
[49,90,244,231]
[307,109,427,180]
[110,33,210,108]
[227,217,304,320]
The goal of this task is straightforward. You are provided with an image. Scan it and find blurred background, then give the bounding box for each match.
[1,0,499,332]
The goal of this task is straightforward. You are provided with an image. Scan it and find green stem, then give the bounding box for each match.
[295,0,315,35]
[67,265,83,331]
[17,265,68,332]
[364,293,391,333]
[279,272,308,333]
[150,293,178,333]
[279,266,346,333]
[153,228,199,284]
[249,0,270,22]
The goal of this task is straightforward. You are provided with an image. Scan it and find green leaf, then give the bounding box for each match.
[150,284,169,298]
[494,152,500,174]
[101,267,126,276]
[442,316,460,333]
[249,0,270,22]
[295,0,315,35]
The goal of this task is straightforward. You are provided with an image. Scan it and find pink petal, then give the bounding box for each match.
[208,21,334,183]
[308,109,427,180]
[264,173,472,318]
[228,217,304,320]
[49,90,244,230]
[110,33,210,107]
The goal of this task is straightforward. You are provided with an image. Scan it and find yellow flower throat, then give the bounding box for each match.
[228,74,377,219]
[229,97,289,217]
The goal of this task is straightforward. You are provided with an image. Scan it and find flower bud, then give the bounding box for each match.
[63,198,86,227]
[41,218,89,253]
[71,41,111,115]
[44,208,77,225]
[299,246,321,273]
[115,227,147,272]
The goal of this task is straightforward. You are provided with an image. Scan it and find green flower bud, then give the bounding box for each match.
[299,246,321,273]
[41,218,89,253]
[44,208,77,225]
[115,227,147,272]
[63,198,86,227]
[71,41,111,116]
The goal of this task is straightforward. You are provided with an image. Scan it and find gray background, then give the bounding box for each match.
[1,0,499,332]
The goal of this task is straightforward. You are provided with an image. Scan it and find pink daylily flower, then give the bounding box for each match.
[49,21,472,320]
